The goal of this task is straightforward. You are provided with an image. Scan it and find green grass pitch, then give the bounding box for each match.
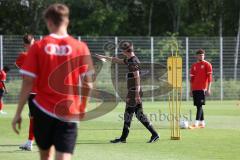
[0,101,240,160]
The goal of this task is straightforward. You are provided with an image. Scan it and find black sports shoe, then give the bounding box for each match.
[147,135,159,143]
[110,138,126,143]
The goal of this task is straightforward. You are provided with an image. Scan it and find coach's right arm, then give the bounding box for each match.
[95,54,125,64]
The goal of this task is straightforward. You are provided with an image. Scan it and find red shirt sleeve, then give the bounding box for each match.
[0,71,6,81]
[206,62,213,82]
[20,43,39,78]
[15,53,26,68]
[79,42,93,74]
[78,42,93,112]
[80,42,90,56]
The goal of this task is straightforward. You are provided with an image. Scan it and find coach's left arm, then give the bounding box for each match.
[133,70,141,104]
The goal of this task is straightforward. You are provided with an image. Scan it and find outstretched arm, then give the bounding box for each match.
[95,54,125,64]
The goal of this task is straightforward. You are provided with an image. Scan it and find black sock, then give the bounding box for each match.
[200,110,204,121]
[196,105,203,121]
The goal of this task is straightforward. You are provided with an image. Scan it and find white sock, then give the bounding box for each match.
[28,140,33,145]
[200,121,205,126]
[195,120,199,126]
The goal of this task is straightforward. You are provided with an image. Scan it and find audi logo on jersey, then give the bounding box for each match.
[44,44,72,56]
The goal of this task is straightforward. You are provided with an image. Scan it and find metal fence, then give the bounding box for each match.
[0,35,240,103]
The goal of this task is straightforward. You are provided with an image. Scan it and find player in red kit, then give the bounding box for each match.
[0,66,10,114]
[15,34,35,151]
[12,3,94,160]
[189,49,212,129]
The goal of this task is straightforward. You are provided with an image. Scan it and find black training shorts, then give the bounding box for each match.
[32,103,77,154]
[192,90,205,106]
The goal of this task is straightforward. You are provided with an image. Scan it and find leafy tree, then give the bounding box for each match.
[0,0,239,36]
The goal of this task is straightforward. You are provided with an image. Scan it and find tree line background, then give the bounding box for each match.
[0,0,239,36]
[1,0,240,101]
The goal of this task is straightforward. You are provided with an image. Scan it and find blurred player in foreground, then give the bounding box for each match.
[15,34,35,151]
[12,3,93,160]
[189,49,212,129]
[0,66,10,114]
[96,41,159,143]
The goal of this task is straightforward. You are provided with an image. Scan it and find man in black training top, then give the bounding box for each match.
[96,41,159,143]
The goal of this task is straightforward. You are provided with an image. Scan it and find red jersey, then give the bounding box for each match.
[0,70,6,89]
[190,60,212,91]
[15,52,37,94]
[20,34,91,121]
[15,52,28,68]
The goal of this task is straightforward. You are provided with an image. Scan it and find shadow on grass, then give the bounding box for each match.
[76,139,113,145]
[0,144,39,153]
[78,127,169,131]
[76,139,165,145]
[0,150,38,153]
[0,144,20,147]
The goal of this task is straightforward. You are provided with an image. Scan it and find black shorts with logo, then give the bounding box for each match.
[192,90,205,106]
[32,103,77,154]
